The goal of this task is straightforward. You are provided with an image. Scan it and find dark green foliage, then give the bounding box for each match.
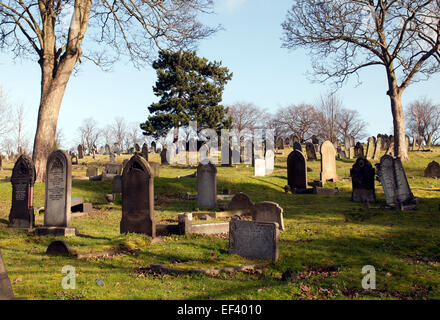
[141,50,233,138]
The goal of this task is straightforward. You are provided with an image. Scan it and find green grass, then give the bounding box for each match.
[0,149,439,300]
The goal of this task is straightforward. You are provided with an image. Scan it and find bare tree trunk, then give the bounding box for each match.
[389,93,409,161]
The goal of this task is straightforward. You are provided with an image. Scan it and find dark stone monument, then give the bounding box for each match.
[151,141,157,153]
[424,161,440,177]
[120,154,155,236]
[141,143,149,161]
[9,155,36,229]
[287,149,307,190]
[276,137,284,150]
[134,143,141,152]
[46,240,73,256]
[305,142,317,160]
[293,141,302,152]
[197,161,217,208]
[229,220,279,261]
[354,142,364,158]
[160,147,169,165]
[350,158,376,203]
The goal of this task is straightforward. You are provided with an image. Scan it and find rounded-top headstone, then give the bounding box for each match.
[46,240,73,256]
[228,192,253,210]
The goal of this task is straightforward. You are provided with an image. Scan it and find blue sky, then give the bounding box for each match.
[1,0,440,148]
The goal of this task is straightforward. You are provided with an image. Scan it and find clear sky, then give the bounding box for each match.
[1,0,440,149]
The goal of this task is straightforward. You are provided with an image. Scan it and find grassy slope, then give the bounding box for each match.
[0,149,439,300]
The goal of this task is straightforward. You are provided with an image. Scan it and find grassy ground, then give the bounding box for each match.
[0,148,439,300]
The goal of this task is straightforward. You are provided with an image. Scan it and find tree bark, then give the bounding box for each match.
[389,93,408,161]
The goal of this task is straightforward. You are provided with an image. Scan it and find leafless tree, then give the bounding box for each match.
[277,103,319,142]
[0,0,219,180]
[336,108,369,141]
[405,96,440,144]
[282,0,440,160]
[54,127,65,149]
[0,86,12,140]
[314,93,343,143]
[109,117,127,151]
[126,121,144,149]
[78,117,100,153]
[228,102,267,132]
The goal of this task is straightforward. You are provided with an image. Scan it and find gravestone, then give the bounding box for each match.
[228,192,254,210]
[350,158,376,203]
[71,154,78,165]
[376,155,417,208]
[276,137,284,150]
[134,143,141,152]
[160,147,169,165]
[8,155,36,228]
[365,137,375,159]
[0,249,16,300]
[121,154,155,236]
[113,175,122,193]
[320,141,338,184]
[197,161,217,208]
[0,156,2,169]
[265,149,274,175]
[86,166,98,177]
[254,158,266,176]
[293,141,302,152]
[305,142,317,160]
[46,240,73,256]
[102,163,123,180]
[373,136,382,160]
[424,161,440,177]
[36,150,76,236]
[251,201,284,230]
[311,135,319,144]
[151,141,157,153]
[287,150,307,190]
[141,143,149,161]
[105,144,110,155]
[354,142,364,158]
[348,147,355,159]
[149,162,160,177]
[77,145,84,159]
[109,152,115,163]
[229,220,279,261]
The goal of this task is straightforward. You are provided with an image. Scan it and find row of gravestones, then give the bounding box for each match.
[75,142,158,158]
[9,151,77,236]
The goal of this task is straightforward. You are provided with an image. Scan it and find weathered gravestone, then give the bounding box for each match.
[160,147,169,165]
[254,158,266,177]
[287,150,307,190]
[120,154,155,236]
[141,143,149,161]
[350,158,376,203]
[376,155,417,209]
[229,220,279,261]
[276,137,284,150]
[109,152,116,163]
[0,249,18,300]
[197,161,217,208]
[77,145,84,159]
[151,141,157,153]
[424,161,440,177]
[71,153,78,165]
[228,192,254,211]
[373,136,383,160]
[251,201,284,230]
[36,150,76,236]
[305,142,317,160]
[105,144,110,155]
[354,142,364,158]
[365,137,375,160]
[86,166,98,177]
[134,143,141,152]
[113,175,122,193]
[102,163,123,180]
[320,141,338,184]
[8,155,36,229]
[46,240,73,256]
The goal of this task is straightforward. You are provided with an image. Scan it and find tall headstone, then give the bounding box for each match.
[376,155,417,208]
[121,154,155,236]
[8,155,36,228]
[320,141,338,184]
[276,137,284,150]
[197,161,217,208]
[373,136,382,160]
[293,141,302,152]
[105,144,110,155]
[354,142,364,158]
[265,149,274,175]
[141,143,149,161]
[287,150,307,190]
[77,145,84,159]
[36,150,76,236]
[305,142,317,160]
[350,158,376,203]
[254,158,266,176]
[134,143,141,152]
[229,220,279,261]
[365,137,375,160]
[160,147,169,165]
[151,141,157,153]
